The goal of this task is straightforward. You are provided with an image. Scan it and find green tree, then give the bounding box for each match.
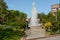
[38,13,47,24]
[47,12,55,22]
[0,0,7,10]
[57,10,60,21]
[0,0,8,24]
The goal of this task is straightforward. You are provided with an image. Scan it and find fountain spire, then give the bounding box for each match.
[33,1,35,6]
[26,1,46,39]
[29,1,39,27]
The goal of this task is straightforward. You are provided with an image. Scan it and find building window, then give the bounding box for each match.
[59,8,60,10]
[52,8,57,12]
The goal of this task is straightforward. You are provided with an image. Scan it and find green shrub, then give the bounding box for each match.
[56,30,60,34]
[0,25,25,40]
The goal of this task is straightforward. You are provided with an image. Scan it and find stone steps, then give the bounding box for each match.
[26,27,46,40]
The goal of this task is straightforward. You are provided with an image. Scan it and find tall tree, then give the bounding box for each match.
[0,0,7,10]
[38,13,47,24]
[57,10,60,21]
[0,0,8,24]
[47,12,55,22]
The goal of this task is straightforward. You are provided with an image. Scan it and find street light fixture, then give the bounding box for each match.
[52,8,58,22]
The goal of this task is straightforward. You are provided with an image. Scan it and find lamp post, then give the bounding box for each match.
[52,8,58,22]
[56,8,58,22]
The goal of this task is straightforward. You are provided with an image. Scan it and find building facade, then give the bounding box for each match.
[51,4,60,12]
[51,4,60,16]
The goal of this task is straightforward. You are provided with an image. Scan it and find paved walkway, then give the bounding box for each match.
[21,35,60,40]
[32,36,60,40]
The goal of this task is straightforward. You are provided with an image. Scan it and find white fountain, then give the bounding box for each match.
[26,1,46,40]
[30,1,38,27]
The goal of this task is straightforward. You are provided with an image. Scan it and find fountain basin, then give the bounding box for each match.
[26,26,46,39]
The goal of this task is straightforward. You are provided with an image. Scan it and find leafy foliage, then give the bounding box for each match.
[38,10,60,35]
[0,0,27,40]
[0,29,25,40]
[38,13,47,23]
